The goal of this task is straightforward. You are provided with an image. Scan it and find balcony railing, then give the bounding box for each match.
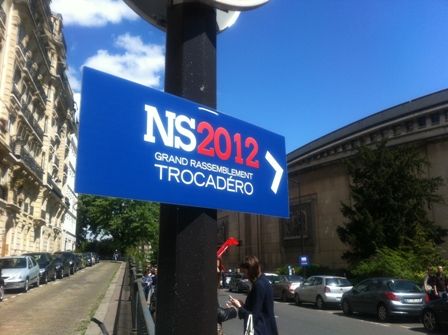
[11,138,44,180]
[48,175,63,199]
[24,59,47,101]
[16,42,48,102]
[20,106,44,139]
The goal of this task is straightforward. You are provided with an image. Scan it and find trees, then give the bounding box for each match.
[337,141,446,267]
[77,195,160,260]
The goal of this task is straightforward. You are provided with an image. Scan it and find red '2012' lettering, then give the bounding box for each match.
[197,121,259,168]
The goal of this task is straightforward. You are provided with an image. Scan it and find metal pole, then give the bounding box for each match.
[156,3,217,335]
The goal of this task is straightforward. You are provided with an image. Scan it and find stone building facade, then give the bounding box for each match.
[0,0,76,256]
[219,90,448,272]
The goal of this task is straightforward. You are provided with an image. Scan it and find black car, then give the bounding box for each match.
[222,272,239,289]
[54,252,78,274]
[228,274,251,293]
[23,252,57,284]
[422,295,448,332]
[82,252,94,267]
[53,254,72,278]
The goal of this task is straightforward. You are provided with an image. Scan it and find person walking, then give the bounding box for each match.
[228,256,278,335]
[142,268,153,301]
[423,267,437,300]
[434,265,447,299]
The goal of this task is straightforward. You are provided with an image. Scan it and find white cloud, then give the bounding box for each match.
[67,67,81,92]
[83,34,165,88]
[51,0,138,27]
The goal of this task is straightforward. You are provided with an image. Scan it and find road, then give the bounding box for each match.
[218,289,428,335]
[0,261,121,335]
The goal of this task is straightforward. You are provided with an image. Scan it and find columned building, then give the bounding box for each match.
[219,90,448,271]
[0,0,76,256]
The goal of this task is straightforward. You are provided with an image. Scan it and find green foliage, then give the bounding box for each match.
[77,195,160,256]
[338,141,446,265]
[351,247,448,282]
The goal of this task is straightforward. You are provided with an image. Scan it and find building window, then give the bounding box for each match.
[283,201,313,240]
[431,113,440,125]
[0,185,6,200]
[406,121,414,132]
[417,116,426,128]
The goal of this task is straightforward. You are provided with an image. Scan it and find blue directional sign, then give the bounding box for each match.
[75,68,289,217]
[299,256,310,267]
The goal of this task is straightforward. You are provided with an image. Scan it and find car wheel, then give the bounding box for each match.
[36,275,40,287]
[23,278,29,293]
[294,293,302,306]
[0,286,4,302]
[342,299,352,315]
[316,296,325,309]
[422,310,438,332]
[281,291,288,302]
[53,271,57,281]
[377,303,389,322]
[44,273,48,284]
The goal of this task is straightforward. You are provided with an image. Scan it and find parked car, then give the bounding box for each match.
[82,252,94,267]
[0,279,4,301]
[23,252,57,284]
[0,256,40,292]
[295,275,353,309]
[228,273,251,293]
[0,268,4,301]
[75,253,86,269]
[272,275,304,301]
[54,251,77,274]
[92,252,100,264]
[421,295,448,332]
[53,254,71,279]
[264,273,279,284]
[341,277,426,321]
[222,272,238,289]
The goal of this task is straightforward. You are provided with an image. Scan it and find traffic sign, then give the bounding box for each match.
[299,256,310,267]
[75,68,288,217]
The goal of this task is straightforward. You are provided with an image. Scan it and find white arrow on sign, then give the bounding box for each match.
[265,151,284,194]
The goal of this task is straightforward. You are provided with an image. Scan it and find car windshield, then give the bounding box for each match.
[26,254,47,266]
[326,278,352,287]
[265,275,278,282]
[387,280,423,293]
[0,258,26,268]
[286,275,303,282]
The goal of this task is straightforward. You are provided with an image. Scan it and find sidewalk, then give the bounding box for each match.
[85,261,132,335]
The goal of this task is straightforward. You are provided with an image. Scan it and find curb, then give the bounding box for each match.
[85,261,126,335]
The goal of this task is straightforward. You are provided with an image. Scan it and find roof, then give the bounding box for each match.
[288,89,448,163]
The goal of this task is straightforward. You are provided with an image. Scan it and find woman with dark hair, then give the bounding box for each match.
[228,256,278,335]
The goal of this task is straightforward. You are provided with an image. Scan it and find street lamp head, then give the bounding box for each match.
[123,0,269,32]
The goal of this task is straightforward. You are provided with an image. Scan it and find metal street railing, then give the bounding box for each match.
[129,262,155,335]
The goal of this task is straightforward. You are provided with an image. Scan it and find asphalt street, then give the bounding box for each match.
[0,261,120,335]
[218,289,427,335]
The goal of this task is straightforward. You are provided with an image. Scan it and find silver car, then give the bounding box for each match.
[272,275,304,301]
[0,256,40,292]
[341,277,426,322]
[294,275,353,309]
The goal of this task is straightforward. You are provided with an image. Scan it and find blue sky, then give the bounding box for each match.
[51,0,448,153]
